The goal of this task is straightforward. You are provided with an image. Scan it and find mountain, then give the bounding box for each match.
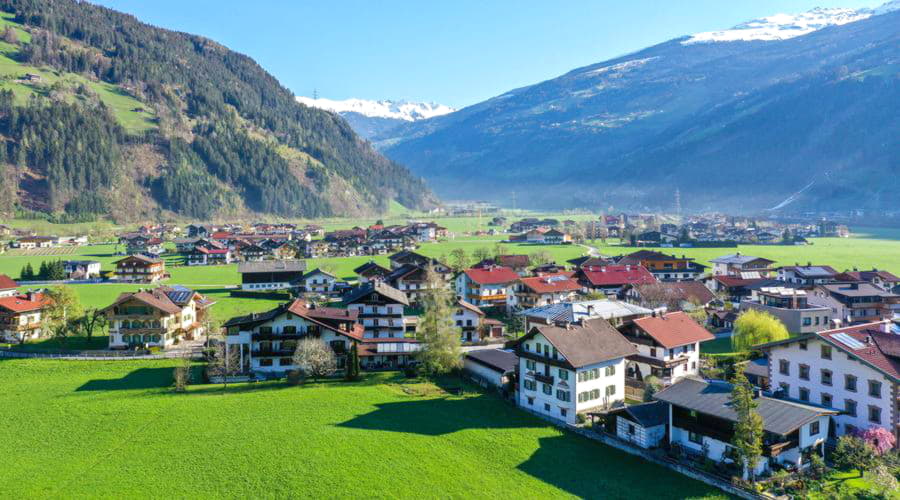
[378,4,900,213]
[0,0,436,222]
[296,97,454,140]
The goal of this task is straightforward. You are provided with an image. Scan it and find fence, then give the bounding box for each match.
[0,349,204,361]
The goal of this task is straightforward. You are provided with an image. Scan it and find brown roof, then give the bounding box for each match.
[114,254,163,265]
[631,281,716,305]
[0,274,17,290]
[457,299,485,316]
[633,311,715,349]
[518,275,581,294]
[524,318,637,369]
[818,322,900,382]
[106,289,182,315]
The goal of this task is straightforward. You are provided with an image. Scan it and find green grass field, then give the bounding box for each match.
[0,359,727,499]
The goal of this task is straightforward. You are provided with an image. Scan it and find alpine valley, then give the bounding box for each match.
[295,97,454,141]
[0,0,436,222]
[376,3,900,213]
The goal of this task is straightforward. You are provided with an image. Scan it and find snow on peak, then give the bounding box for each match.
[296,96,454,121]
[682,2,896,45]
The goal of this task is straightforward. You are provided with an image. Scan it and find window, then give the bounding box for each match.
[259,359,273,367]
[845,375,857,392]
[558,369,568,381]
[799,388,810,402]
[560,408,567,417]
[803,317,812,326]
[527,397,534,406]
[688,431,703,444]
[524,379,536,391]
[627,423,636,435]
[845,399,857,417]
[799,341,808,350]
[809,421,820,436]
[542,383,552,395]
[543,344,550,357]
[821,393,832,408]
[544,403,551,412]
[821,369,832,386]
[279,358,293,367]
[821,345,832,360]
[868,406,881,424]
[779,359,790,375]
[868,380,882,399]
[650,348,656,357]
[525,359,536,371]
[605,365,616,376]
[799,364,810,380]
[605,385,616,397]
[556,390,570,402]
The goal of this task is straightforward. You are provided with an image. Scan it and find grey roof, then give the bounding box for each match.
[238,260,306,274]
[820,282,897,298]
[521,300,651,323]
[465,349,517,373]
[710,254,772,265]
[782,265,837,278]
[613,401,668,428]
[526,318,637,369]
[743,357,769,378]
[654,378,837,436]
[342,281,409,306]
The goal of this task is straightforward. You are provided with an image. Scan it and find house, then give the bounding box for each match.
[655,378,838,477]
[455,266,520,310]
[0,291,52,343]
[464,349,517,389]
[186,224,212,238]
[353,261,391,283]
[743,357,770,390]
[709,310,738,330]
[105,286,215,349]
[515,274,581,309]
[614,250,706,282]
[382,264,436,307]
[62,260,102,279]
[516,318,637,425]
[809,283,900,324]
[238,260,306,291]
[223,299,372,375]
[452,299,505,342]
[542,229,571,245]
[757,321,899,445]
[567,256,611,269]
[388,251,450,275]
[703,275,770,302]
[301,240,330,259]
[114,255,166,283]
[602,401,668,449]
[299,268,338,294]
[777,265,838,286]
[238,243,271,261]
[622,281,716,311]
[342,281,409,339]
[835,269,900,293]
[187,246,233,266]
[740,287,831,334]
[124,236,165,256]
[0,274,19,297]
[520,299,652,333]
[15,236,55,249]
[475,254,531,275]
[620,311,714,386]
[709,253,775,277]
[576,264,657,295]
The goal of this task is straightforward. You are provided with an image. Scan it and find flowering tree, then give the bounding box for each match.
[855,426,896,455]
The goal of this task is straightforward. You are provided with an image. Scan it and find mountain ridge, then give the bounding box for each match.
[296,96,454,141]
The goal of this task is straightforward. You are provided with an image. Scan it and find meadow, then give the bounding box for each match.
[0,359,727,499]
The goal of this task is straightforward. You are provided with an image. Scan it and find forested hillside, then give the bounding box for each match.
[0,0,435,221]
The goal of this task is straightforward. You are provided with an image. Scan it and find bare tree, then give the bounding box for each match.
[292,338,337,383]
[207,342,241,390]
[417,265,463,375]
[78,308,108,343]
[173,353,192,392]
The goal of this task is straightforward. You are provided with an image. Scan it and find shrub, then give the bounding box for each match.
[576,413,586,425]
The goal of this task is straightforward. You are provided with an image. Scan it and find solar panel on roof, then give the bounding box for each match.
[833,332,865,349]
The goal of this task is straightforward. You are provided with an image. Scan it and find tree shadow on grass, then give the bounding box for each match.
[76,367,174,391]
[517,435,726,499]
[336,395,543,436]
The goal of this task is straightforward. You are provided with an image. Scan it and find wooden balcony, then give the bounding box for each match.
[534,373,554,385]
[764,439,798,458]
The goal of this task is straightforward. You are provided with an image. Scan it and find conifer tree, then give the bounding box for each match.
[417,265,462,375]
[730,371,764,482]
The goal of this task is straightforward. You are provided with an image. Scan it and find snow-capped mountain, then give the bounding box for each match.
[684,1,899,44]
[296,97,454,139]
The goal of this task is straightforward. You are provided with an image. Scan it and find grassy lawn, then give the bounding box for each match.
[0,359,727,499]
[700,337,739,356]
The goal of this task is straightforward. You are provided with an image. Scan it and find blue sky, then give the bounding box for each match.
[94,0,882,108]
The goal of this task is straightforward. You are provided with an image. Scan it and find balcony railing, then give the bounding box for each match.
[534,373,554,385]
[251,349,294,357]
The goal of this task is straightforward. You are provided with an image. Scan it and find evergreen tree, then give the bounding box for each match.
[416,265,462,375]
[730,371,764,482]
[38,261,49,279]
[345,342,360,381]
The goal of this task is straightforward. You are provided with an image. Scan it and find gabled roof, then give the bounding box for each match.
[580,265,656,287]
[384,264,427,283]
[522,318,637,369]
[465,349,517,373]
[709,254,774,265]
[223,299,363,340]
[0,292,51,313]
[710,275,767,288]
[629,282,716,306]
[457,299,485,316]
[518,275,581,294]
[654,378,837,436]
[521,300,652,323]
[114,254,162,265]
[818,282,897,298]
[608,401,668,428]
[475,254,530,269]
[463,266,520,285]
[633,311,715,349]
[238,260,306,274]
[301,268,337,280]
[342,281,409,306]
[353,261,391,277]
[620,250,695,262]
[0,274,17,290]
[106,288,183,315]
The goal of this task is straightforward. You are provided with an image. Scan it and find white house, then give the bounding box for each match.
[455,266,520,310]
[464,348,517,389]
[621,311,715,386]
[0,274,18,297]
[516,318,637,425]
[105,286,215,349]
[299,268,338,294]
[604,401,668,449]
[655,378,838,477]
[342,281,409,339]
[63,260,102,279]
[758,321,899,446]
[709,253,774,277]
[520,299,653,333]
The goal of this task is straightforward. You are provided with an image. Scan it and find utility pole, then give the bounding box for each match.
[313,88,318,100]
[511,191,516,215]
[674,188,682,221]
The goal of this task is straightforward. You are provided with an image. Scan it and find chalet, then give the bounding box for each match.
[301,240,330,259]
[614,250,706,282]
[0,291,52,343]
[576,264,657,295]
[124,235,165,256]
[655,378,838,477]
[238,260,306,291]
[758,321,899,445]
[516,318,637,425]
[532,263,568,275]
[388,250,450,275]
[777,265,838,286]
[464,349,517,389]
[105,286,215,349]
[62,260,102,279]
[835,269,900,293]
[114,255,166,283]
[14,236,55,249]
[298,268,339,294]
[186,224,212,238]
[353,261,391,283]
[0,274,17,297]
[808,283,900,324]
[455,266,520,310]
[741,287,831,334]
[515,274,581,309]
[622,281,716,311]
[703,275,771,302]
[383,264,435,307]
[238,243,271,261]
[187,246,233,266]
[520,299,652,333]
[709,253,775,277]
[620,311,714,386]
[475,254,531,275]
[342,281,409,339]
[453,299,504,342]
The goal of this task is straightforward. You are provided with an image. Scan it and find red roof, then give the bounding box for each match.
[211,231,234,240]
[0,292,51,313]
[464,266,520,285]
[519,275,581,294]
[0,274,17,290]
[712,275,765,288]
[633,311,715,349]
[580,265,656,287]
[285,300,364,341]
[818,322,900,381]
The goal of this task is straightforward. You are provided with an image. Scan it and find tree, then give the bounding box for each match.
[492,242,504,259]
[206,342,241,390]
[832,435,877,476]
[730,371,764,482]
[642,375,662,402]
[856,426,896,456]
[345,342,360,381]
[2,26,18,44]
[173,353,192,392]
[869,465,899,498]
[449,248,469,273]
[528,250,553,267]
[472,247,490,264]
[731,309,789,352]
[77,308,107,342]
[416,265,462,375]
[20,262,34,280]
[44,286,83,347]
[292,338,337,382]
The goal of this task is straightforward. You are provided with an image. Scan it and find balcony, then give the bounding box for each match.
[534,373,554,385]
[251,349,294,357]
[764,439,799,458]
